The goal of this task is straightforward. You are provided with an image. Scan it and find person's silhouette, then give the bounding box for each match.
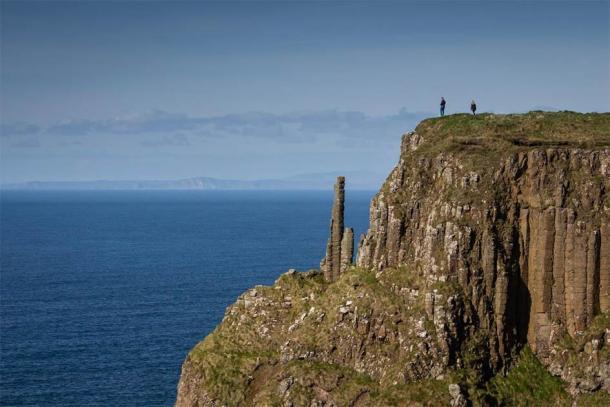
[440,97,446,117]
[470,100,477,115]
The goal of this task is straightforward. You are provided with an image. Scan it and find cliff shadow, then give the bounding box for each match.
[507,222,531,348]
[514,271,531,345]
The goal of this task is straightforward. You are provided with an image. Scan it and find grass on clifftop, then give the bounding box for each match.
[413,111,610,160]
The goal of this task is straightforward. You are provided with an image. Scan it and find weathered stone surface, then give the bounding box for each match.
[340,227,354,275]
[448,383,467,407]
[176,267,458,406]
[356,131,610,385]
[601,223,610,313]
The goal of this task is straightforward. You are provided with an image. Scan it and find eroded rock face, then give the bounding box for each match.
[176,269,458,406]
[357,132,610,388]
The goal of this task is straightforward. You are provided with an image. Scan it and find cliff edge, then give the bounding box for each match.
[176,112,610,406]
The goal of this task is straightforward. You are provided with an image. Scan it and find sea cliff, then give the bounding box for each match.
[176,112,610,406]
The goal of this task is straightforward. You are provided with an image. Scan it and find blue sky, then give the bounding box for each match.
[1,1,608,183]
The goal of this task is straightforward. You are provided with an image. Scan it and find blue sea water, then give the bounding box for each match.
[0,190,374,406]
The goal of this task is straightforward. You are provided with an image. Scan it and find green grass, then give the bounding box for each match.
[485,347,571,406]
[577,391,610,407]
[411,111,610,167]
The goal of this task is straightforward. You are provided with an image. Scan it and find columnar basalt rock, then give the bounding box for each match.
[357,118,610,384]
[321,177,354,281]
[340,227,354,274]
[601,222,610,313]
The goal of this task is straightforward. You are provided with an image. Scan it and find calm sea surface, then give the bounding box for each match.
[0,190,374,406]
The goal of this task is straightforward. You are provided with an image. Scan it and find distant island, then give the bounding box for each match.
[2,171,385,191]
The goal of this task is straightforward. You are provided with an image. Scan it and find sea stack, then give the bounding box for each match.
[321,176,354,281]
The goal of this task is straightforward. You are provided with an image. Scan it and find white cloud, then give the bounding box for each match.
[10,108,431,148]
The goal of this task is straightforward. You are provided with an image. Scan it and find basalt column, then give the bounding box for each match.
[340,228,354,275]
[321,177,354,281]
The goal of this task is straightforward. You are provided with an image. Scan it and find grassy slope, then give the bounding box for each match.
[185,267,609,405]
[185,267,455,405]
[484,345,609,407]
[485,347,571,406]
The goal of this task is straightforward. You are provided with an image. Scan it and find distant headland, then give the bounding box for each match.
[1,171,385,191]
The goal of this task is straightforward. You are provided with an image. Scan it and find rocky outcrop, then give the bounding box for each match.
[356,113,610,393]
[176,267,461,406]
[359,149,609,351]
[176,112,610,406]
[321,177,354,281]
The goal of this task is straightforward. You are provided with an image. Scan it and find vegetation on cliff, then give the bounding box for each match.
[178,266,609,406]
[178,267,458,405]
[416,111,610,156]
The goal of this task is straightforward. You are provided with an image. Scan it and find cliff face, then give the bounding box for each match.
[176,112,610,406]
[358,119,610,369]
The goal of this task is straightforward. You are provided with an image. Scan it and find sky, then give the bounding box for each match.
[1,0,608,184]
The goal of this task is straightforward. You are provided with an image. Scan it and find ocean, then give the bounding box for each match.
[0,190,374,406]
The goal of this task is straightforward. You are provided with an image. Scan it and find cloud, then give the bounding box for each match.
[0,123,41,137]
[43,111,197,136]
[196,109,428,144]
[8,139,40,148]
[141,133,191,147]
[45,119,106,136]
[4,108,432,147]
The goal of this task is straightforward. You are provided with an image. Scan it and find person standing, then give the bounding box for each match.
[470,100,477,115]
[440,97,446,116]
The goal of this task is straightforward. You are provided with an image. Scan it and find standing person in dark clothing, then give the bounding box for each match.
[440,97,446,116]
[470,100,477,115]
